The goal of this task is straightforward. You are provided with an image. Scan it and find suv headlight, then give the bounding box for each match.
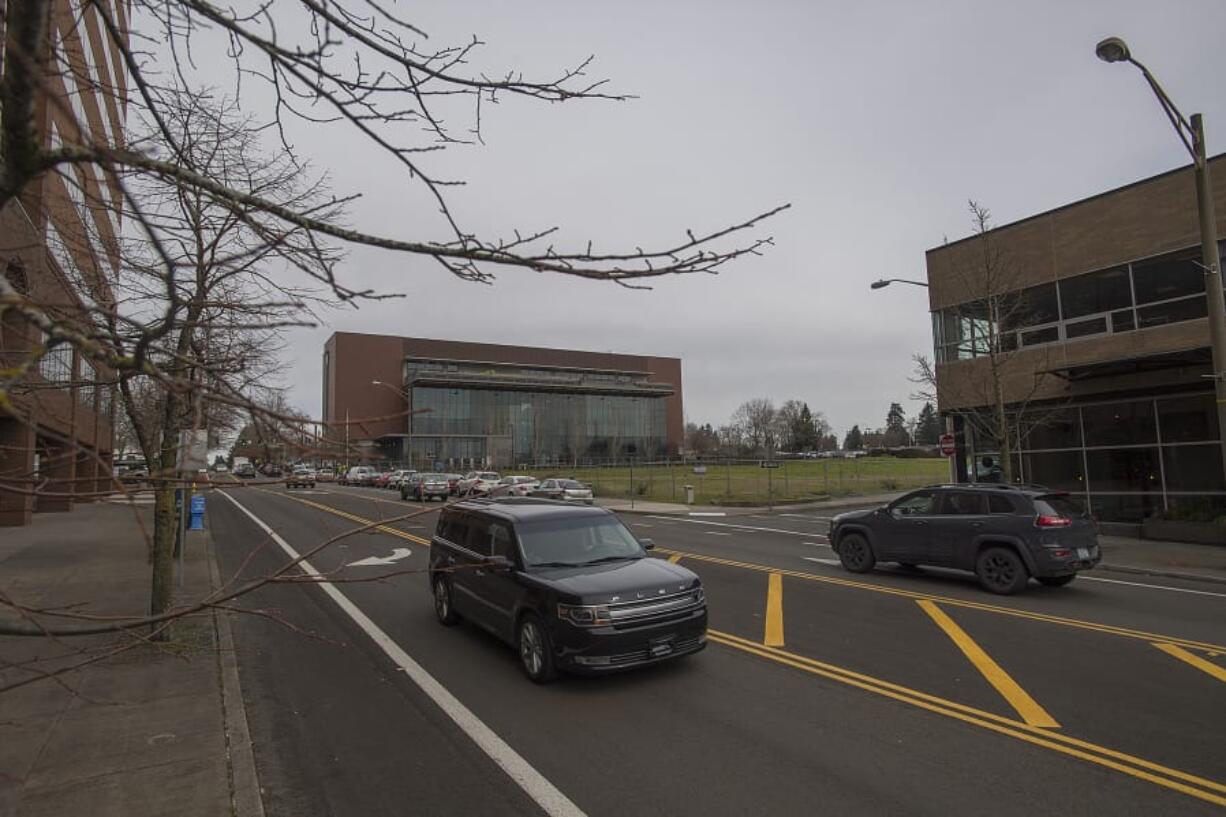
[557,603,613,627]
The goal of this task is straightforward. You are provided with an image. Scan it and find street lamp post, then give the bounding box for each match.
[1097,37,1226,484]
[372,380,411,468]
[870,278,929,290]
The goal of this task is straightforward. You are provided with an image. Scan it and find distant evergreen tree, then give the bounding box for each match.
[843,425,864,451]
[915,402,942,445]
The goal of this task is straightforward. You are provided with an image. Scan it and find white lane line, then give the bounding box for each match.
[648,515,828,539]
[705,531,732,536]
[1079,574,1226,598]
[803,556,841,567]
[688,512,727,517]
[802,542,832,548]
[630,523,654,528]
[217,491,586,817]
[781,513,834,521]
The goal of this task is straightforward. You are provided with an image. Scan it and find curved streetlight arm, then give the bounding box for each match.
[871,278,929,290]
[1128,58,1197,161]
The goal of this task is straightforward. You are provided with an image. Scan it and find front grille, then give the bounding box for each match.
[608,590,704,630]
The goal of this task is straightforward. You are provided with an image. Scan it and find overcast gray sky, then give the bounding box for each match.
[230,0,1226,438]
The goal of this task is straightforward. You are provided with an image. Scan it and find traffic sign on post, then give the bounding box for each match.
[939,433,956,457]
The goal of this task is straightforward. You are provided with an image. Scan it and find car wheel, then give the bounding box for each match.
[1037,574,1076,588]
[976,547,1029,595]
[837,533,875,573]
[432,576,460,625]
[517,614,557,684]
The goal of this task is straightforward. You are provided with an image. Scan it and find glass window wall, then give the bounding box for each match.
[409,386,667,467]
[965,391,1226,522]
[933,240,1226,363]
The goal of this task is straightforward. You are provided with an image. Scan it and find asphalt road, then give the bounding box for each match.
[207,483,1226,816]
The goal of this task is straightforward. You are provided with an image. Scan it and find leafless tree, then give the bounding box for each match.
[0,0,787,673]
[731,397,777,455]
[931,201,1061,483]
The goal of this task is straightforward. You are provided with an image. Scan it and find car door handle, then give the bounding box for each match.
[971,521,985,528]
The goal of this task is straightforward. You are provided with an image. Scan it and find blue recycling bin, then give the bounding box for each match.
[189,493,206,530]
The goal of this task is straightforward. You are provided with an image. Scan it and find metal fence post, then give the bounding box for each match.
[670,457,676,501]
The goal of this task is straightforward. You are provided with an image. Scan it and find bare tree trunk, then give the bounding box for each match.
[148,392,182,639]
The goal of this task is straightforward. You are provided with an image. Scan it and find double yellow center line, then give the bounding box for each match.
[256,489,1226,807]
[708,629,1226,807]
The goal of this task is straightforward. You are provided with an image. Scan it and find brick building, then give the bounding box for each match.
[0,0,128,525]
[322,332,684,469]
[927,154,1226,522]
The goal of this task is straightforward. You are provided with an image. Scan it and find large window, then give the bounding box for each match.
[39,345,74,383]
[409,387,668,466]
[967,392,1226,522]
[934,240,1226,363]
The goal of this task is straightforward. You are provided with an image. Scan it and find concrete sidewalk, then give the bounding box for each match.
[0,502,262,817]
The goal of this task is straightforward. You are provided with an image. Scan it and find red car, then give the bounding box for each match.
[373,471,393,488]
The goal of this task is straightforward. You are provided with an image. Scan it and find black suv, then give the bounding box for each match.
[429,499,708,683]
[830,485,1100,595]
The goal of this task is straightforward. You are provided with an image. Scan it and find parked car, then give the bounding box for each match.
[491,475,539,497]
[458,471,501,495]
[286,467,316,490]
[829,484,1100,595]
[343,465,375,485]
[234,463,257,479]
[444,473,464,495]
[531,479,594,504]
[403,472,449,502]
[428,499,707,683]
[373,471,394,489]
[386,469,416,489]
[315,469,336,483]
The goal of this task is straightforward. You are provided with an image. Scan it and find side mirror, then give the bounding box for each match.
[487,555,515,572]
[640,538,655,550]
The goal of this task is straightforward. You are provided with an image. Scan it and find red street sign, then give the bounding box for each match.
[939,433,956,457]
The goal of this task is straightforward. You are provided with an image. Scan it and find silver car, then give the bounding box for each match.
[530,478,594,504]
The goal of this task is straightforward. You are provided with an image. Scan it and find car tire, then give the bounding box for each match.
[838,533,875,573]
[1037,574,1076,588]
[432,575,460,626]
[976,547,1029,595]
[517,613,557,684]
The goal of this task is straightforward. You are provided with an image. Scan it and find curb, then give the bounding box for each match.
[205,534,266,817]
[1098,562,1226,587]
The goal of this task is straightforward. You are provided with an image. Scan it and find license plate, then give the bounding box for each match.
[650,643,674,657]
[1076,547,1090,559]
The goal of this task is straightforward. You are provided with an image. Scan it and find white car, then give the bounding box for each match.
[458,471,501,495]
[344,465,375,485]
[492,475,538,497]
[387,469,416,489]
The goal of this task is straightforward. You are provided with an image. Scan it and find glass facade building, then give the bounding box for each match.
[400,358,673,468]
[961,392,1224,522]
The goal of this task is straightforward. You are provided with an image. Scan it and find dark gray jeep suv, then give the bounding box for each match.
[429,498,708,683]
[830,485,1100,594]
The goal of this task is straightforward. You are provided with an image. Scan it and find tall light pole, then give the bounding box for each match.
[1097,37,1226,483]
[372,380,411,467]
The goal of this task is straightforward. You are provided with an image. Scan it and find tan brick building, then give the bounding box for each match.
[323,332,684,470]
[926,154,1226,522]
[0,0,128,525]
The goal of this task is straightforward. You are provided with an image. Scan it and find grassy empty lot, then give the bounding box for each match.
[535,457,950,506]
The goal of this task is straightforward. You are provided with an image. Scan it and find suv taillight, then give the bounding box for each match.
[1036,515,1071,528]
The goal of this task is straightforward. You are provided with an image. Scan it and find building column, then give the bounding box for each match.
[96,450,115,496]
[0,417,36,526]
[75,446,98,502]
[35,439,76,513]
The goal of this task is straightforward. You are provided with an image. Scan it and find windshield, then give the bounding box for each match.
[558,480,585,489]
[517,516,644,567]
